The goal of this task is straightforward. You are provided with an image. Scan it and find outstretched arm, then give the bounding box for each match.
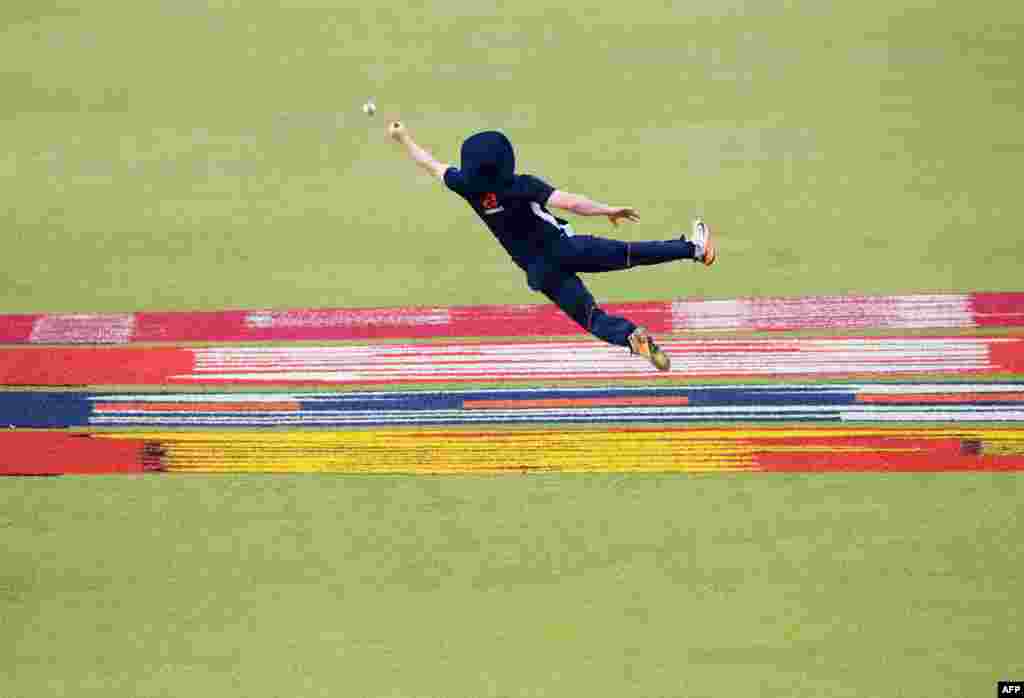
[388,121,448,180]
[547,190,640,226]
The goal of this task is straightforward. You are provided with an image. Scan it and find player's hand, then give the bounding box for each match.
[607,207,640,226]
[388,121,408,142]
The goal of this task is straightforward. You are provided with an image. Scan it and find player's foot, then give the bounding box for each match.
[687,217,716,266]
[628,326,671,371]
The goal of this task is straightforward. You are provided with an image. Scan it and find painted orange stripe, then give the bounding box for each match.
[93,401,301,413]
[463,396,690,410]
[856,392,1024,404]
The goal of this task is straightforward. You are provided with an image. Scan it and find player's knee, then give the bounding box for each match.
[560,294,593,331]
[562,297,598,333]
[585,303,606,333]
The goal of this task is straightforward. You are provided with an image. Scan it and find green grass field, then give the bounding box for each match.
[2,0,1022,312]
[3,475,1021,696]
[2,0,1023,695]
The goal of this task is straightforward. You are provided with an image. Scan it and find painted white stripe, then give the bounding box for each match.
[93,405,832,418]
[670,294,976,331]
[189,356,992,370]
[90,404,1019,418]
[186,358,989,375]
[841,410,1024,422]
[179,366,991,382]
[188,339,1002,366]
[29,313,136,345]
[842,383,1024,394]
[87,383,1024,403]
[246,308,451,329]
[89,393,306,403]
[88,407,1024,425]
[84,383,1020,402]
[188,344,994,375]
[88,414,833,425]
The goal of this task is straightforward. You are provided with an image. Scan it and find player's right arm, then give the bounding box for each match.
[547,190,640,226]
[388,121,449,180]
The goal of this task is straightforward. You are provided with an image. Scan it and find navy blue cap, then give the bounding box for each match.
[459,131,515,193]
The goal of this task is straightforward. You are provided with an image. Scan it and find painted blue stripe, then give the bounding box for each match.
[86,413,841,427]
[300,387,859,412]
[1,385,1021,428]
[684,389,857,406]
[306,394,464,411]
[0,392,92,428]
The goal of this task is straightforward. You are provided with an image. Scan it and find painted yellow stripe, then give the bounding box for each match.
[94,427,1024,474]
[101,429,752,473]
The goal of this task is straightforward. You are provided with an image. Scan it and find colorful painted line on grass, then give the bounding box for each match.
[4,384,1024,428]
[2,336,1022,386]
[3,427,1023,475]
[2,292,1021,344]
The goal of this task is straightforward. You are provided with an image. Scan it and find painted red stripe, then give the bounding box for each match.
[857,392,1024,404]
[0,314,38,344]
[2,293,1021,345]
[751,435,965,451]
[93,401,301,413]
[0,432,160,475]
[134,310,250,343]
[137,304,651,342]
[990,339,1024,374]
[753,434,1024,471]
[463,396,690,410]
[757,452,1024,472]
[0,347,191,386]
[970,292,1024,327]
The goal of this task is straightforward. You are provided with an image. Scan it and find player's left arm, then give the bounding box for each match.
[388,121,448,180]
[547,190,640,226]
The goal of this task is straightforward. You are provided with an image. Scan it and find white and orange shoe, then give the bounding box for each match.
[688,217,716,266]
[628,326,671,371]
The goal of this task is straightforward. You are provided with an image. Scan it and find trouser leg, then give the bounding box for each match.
[628,239,697,266]
[541,271,636,347]
[554,235,696,273]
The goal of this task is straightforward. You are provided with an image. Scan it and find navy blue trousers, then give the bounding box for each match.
[527,234,697,347]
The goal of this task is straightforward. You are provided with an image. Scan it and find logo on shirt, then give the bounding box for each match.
[480,192,504,215]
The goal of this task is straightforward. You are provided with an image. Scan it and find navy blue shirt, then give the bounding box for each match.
[444,168,570,271]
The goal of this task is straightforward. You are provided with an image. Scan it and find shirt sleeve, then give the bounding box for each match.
[519,175,555,205]
[443,167,466,195]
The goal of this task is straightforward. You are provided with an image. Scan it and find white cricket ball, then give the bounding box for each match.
[362,100,376,116]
